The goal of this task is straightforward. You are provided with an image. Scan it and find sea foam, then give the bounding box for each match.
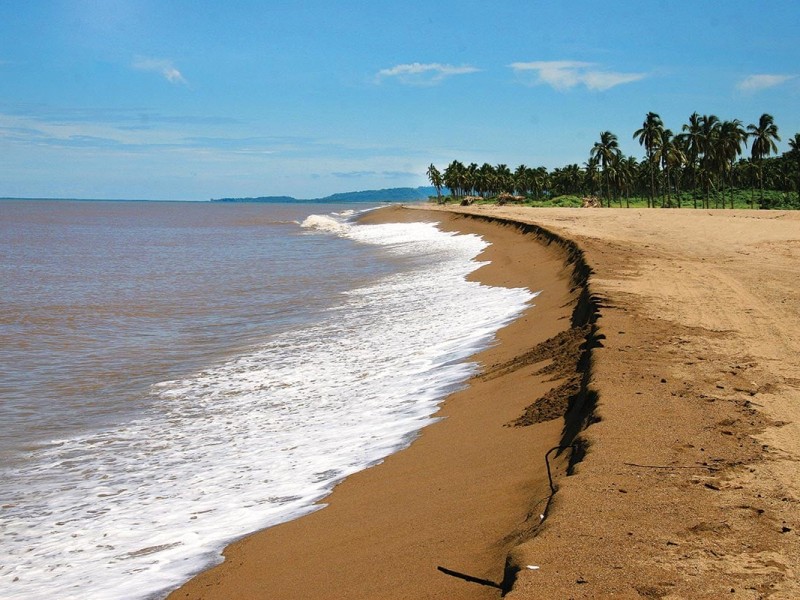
[0,211,535,599]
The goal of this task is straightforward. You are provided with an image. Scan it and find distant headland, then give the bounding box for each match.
[211,186,437,203]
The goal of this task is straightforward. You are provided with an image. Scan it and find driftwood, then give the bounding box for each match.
[581,196,600,208]
[497,193,526,206]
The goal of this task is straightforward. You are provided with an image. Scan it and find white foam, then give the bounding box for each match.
[300,214,350,234]
[0,213,536,600]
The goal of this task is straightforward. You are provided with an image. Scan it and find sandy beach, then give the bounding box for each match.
[169,205,800,599]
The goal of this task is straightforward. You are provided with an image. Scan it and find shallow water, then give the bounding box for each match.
[0,200,534,599]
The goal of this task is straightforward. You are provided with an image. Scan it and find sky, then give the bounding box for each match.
[1,0,798,201]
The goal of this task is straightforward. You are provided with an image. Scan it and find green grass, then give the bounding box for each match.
[436,189,800,210]
[623,189,800,210]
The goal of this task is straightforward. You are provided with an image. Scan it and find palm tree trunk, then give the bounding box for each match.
[796,160,800,206]
[665,165,671,207]
[729,174,735,209]
[796,157,800,206]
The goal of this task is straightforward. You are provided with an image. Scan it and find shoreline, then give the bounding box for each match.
[168,204,800,599]
[167,206,591,599]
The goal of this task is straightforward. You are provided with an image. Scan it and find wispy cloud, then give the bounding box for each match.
[0,109,421,164]
[332,170,416,179]
[375,62,480,85]
[132,56,188,85]
[0,110,179,149]
[736,74,795,92]
[0,109,247,152]
[332,170,378,178]
[509,60,646,91]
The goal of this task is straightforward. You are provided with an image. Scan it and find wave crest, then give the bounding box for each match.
[300,214,350,234]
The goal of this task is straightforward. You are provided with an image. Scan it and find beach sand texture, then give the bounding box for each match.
[169,206,800,599]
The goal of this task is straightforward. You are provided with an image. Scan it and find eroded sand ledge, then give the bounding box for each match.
[441,205,800,599]
[169,205,800,599]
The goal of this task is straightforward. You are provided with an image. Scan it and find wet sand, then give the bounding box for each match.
[168,205,800,599]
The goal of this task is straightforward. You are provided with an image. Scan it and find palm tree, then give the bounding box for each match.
[695,114,721,208]
[591,131,621,207]
[787,133,800,204]
[717,119,747,208]
[747,113,781,207]
[678,112,704,208]
[612,155,637,208]
[443,160,466,200]
[514,164,529,197]
[634,112,664,208]
[653,129,685,207]
[466,163,479,197]
[558,164,582,196]
[531,166,549,199]
[477,163,495,197]
[584,157,601,198]
[671,135,690,207]
[495,164,513,195]
[426,163,444,203]
[549,167,565,196]
[775,158,795,206]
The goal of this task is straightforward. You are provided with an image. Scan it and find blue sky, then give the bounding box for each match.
[1,1,798,200]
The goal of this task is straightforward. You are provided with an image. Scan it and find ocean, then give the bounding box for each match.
[0,200,534,599]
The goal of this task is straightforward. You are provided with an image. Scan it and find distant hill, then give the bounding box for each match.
[213,195,299,203]
[212,186,439,203]
[321,187,436,202]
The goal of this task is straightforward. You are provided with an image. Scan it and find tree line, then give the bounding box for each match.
[427,112,800,209]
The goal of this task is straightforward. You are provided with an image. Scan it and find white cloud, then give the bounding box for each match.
[375,62,480,85]
[582,70,647,91]
[510,60,646,91]
[736,74,795,92]
[0,110,185,148]
[132,56,188,85]
[509,61,590,90]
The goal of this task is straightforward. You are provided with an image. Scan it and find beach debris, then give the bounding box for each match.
[543,443,579,493]
[436,566,503,589]
[497,192,525,205]
[581,196,600,208]
[526,565,540,570]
